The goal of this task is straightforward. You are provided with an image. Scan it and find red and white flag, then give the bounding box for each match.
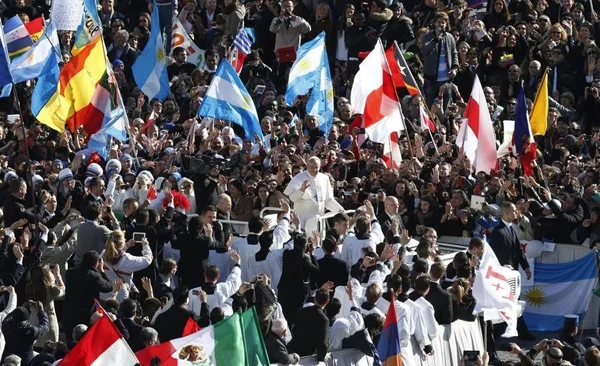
[456,76,497,174]
[350,39,403,168]
[419,105,436,132]
[58,314,139,365]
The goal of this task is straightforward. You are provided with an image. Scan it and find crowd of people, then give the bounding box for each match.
[2,0,600,364]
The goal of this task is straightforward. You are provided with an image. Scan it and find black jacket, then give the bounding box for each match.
[316,254,349,288]
[489,221,529,271]
[121,317,145,352]
[288,305,329,361]
[1,309,49,363]
[153,305,199,343]
[2,194,37,228]
[62,266,113,343]
[264,330,297,365]
[424,282,454,325]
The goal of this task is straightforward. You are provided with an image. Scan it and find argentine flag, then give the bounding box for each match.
[522,251,598,331]
[132,1,170,101]
[306,50,334,135]
[285,32,326,105]
[197,60,263,140]
[10,18,61,84]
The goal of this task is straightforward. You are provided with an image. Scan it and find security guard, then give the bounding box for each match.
[2,178,37,228]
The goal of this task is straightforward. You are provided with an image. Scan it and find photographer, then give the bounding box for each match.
[269,0,311,76]
[1,300,49,364]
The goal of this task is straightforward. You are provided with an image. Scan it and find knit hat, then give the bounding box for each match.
[106,159,122,174]
[86,163,103,177]
[3,171,18,182]
[170,172,182,182]
[58,168,74,182]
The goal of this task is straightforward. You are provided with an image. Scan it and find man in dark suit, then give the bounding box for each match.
[199,0,221,31]
[153,287,209,342]
[119,299,145,352]
[489,202,534,340]
[377,196,400,235]
[80,177,106,215]
[316,237,349,288]
[288,289,330,362]
[425,261,453,325]
[489,202,531,279]
[107,30,138,81]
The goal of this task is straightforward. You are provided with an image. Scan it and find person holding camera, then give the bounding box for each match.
[269,0,311,75]
[1,300,49,364]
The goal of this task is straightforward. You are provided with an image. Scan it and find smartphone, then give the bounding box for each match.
[6,114,19,124]
[463,350,480,366]
[192,289,200,295]
[470,195,485,211]
[133,232,146,243]
[254,85,266,95]
[357,128,366,134]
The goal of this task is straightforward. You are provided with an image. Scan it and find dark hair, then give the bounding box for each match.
[259,231,273,249]
[232,296,248,313]
[332,212,350,224]
[387,274,402,292]
[210,307,225,324]
[119,298,137,318]
[315,288,330,306]
[430,261,445,280]
[205,265,220,282]
[201,205,217,216]
[468,237,484,250]
[414,274,431,293]
[325,298,342,321]
[355,216,370,235]
[173,286,189,307]
[172,46,186,57]
[293,233,308,252]
[322,236,338,254]
[84,203,102,220]
[135,207,150,224]
[189,216,203,237]
[365,283,382,304]
[412,258,429,274]
[81,250,101,269]
[248,217,265,233]
[9,178,25,194]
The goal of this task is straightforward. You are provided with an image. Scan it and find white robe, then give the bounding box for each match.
[375,296,415,366]
[187,266,241,316]
[328,310,365,351]
[414,296,440,366]
[283,171,343,230]
[246,243,292,293]
[231,236,262,282]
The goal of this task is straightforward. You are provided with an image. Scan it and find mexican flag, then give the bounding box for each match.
[136,307,269,365]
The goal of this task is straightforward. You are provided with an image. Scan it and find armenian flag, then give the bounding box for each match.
[376,300,402,365]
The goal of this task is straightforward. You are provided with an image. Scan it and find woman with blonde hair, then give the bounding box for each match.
[100,230,153,301]
[447,277,476,321]
[25,265,65,348]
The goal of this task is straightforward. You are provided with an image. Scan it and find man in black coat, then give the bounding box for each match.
[489,202,531,279]
[107,30,138,81]
[62,251,113,347]
[1,303,49,364]
[264,319,300,365]
[377,196,400,236]
[119,299,145,352]
[316,237,349,288]
[288,289,330,362]
[3,179,37,228]
[425,261,454,325]
[153,287,209,342]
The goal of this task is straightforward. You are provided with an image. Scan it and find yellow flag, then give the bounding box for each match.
[530,70,549,136]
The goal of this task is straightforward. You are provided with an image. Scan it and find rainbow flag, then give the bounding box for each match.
[377,301,402,366]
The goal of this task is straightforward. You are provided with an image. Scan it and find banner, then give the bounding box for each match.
[171,17,205,68]
[51,0,83,31]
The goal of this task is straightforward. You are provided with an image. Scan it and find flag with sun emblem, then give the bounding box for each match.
[522,251,598,331]
[306,49,334,135]
[285,32,325,106]
[197,59,263,141]
[132,0,170,101]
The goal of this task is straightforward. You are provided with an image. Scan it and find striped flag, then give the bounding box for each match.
[377,299,402,365]
[385,41,420,98]
[3,16,33,61]
[24,17,44,42]
[230,28,253,73]
[58,314,139,365]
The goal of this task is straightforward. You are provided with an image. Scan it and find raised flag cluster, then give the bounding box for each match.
[286,32,333,135]
[230,28,254,73]
[171,17,205,68]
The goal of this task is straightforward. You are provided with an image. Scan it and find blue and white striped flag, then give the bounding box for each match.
[132,1,170,101]
[197,60,263,140]
[306,50,334,136]
[285,32,325,105]
[233,28,252,55]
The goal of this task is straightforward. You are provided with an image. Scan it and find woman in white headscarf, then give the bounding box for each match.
[178,178,196,214]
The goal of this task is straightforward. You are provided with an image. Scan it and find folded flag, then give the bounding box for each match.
[306,48,334,135]
[529,70,549,136]
[133,1,170,101]
[523,251,598,331]
[377,297,402,366]
[3,15,33,61]
[136,307,269,366]
[385,41,420,98]
[230,27,253,73]
[197,59,263,140]
[0,19,13,98]
[24,17,44,42]
[10,17,61,84]
[58,314,139,365]
[512,86,536,176]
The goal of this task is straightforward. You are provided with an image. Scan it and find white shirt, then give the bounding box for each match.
[100,245,153,301]
[328,309,364,351]
[187,266,242,316]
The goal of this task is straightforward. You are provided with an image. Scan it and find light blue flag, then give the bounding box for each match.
[197,60,263,140]
[10,18,61,84]
[285,32,326,105]
[306,51,334,136]
[87,108,128,158]
[132,2,170,101]
[73,0,103,48]
[522,251,598,331]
